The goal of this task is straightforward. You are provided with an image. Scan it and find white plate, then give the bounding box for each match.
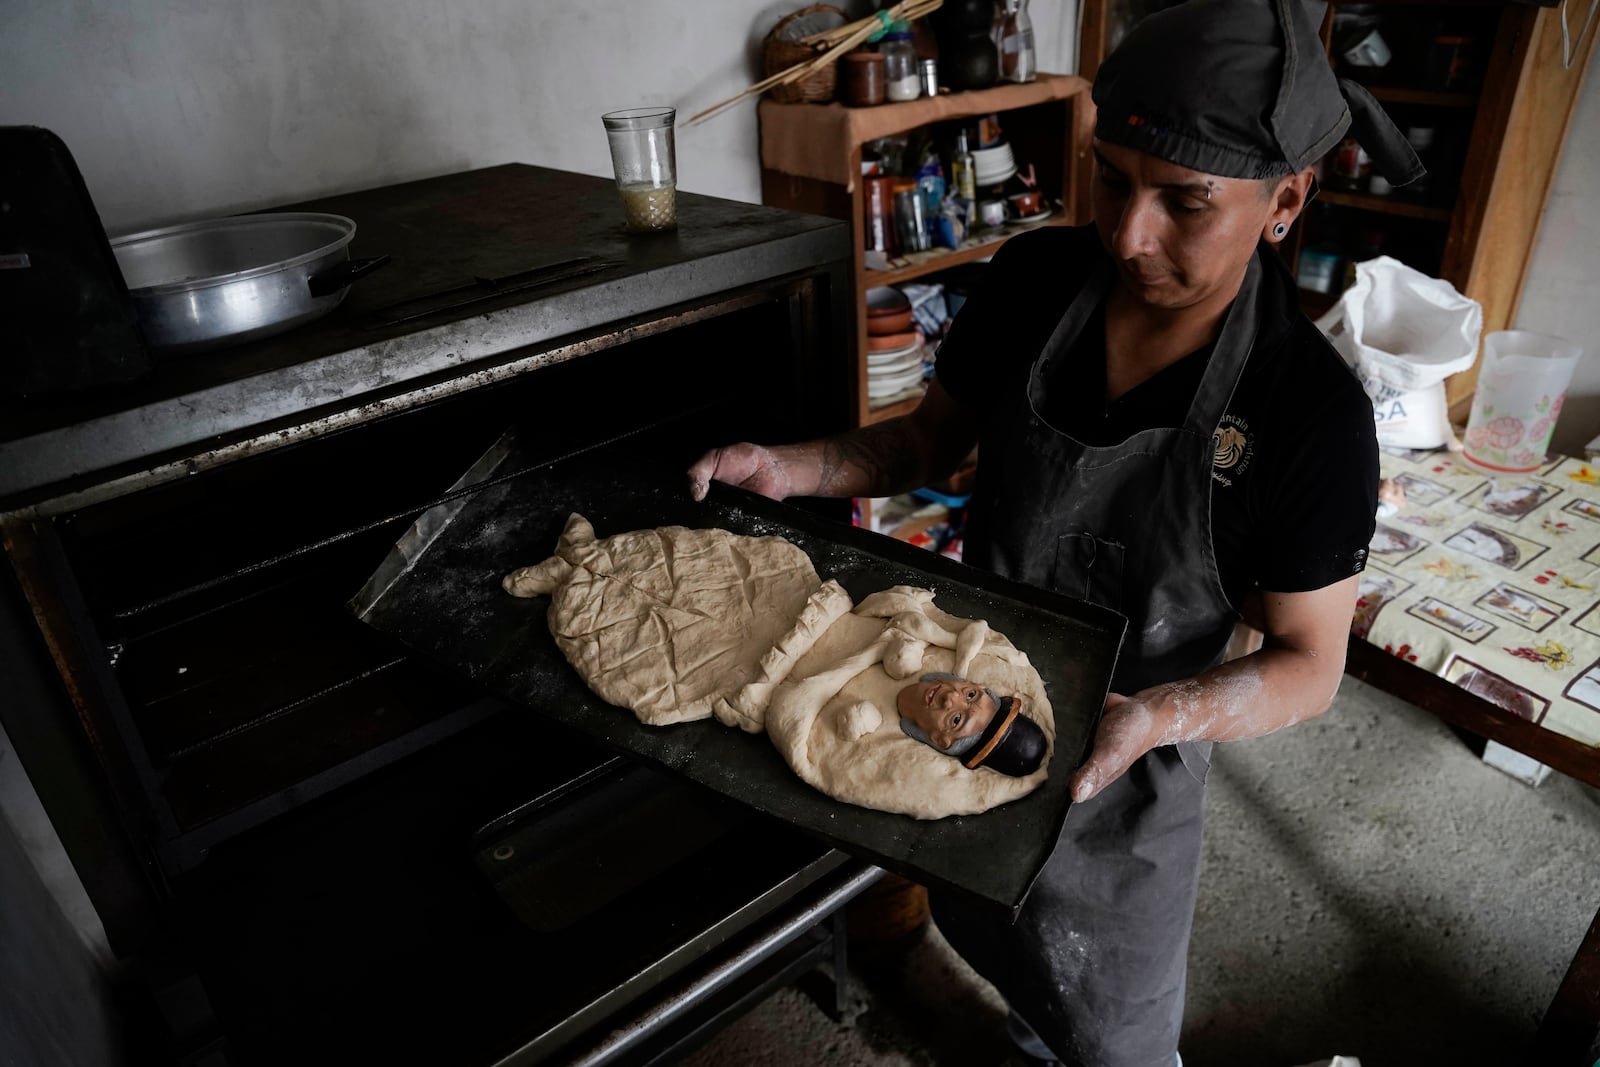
[870,343,921,361]
[1012,207,1053,225]
[867,368,926,395]
[868,345,922,364]
[971,143,1013,165]
[867,356,923,378]
[868,362,924,383]
[974,164,1018,187]
[869,355,923,375]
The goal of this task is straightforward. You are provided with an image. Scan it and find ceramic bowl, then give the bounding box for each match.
[866,286,911,317]
[867,306,915,335]
[1009,190,1044,216]
[866,329,922,352]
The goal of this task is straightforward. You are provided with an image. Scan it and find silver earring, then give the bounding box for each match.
[1272,222,1289,239]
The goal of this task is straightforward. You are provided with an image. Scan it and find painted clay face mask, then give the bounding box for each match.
[896,673,997,751]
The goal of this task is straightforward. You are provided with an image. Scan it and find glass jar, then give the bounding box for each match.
[880,30,921,102]
[842,51,886,107]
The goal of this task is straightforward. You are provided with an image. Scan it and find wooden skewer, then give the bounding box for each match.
[800,0,941,46]
[685,0,943,126]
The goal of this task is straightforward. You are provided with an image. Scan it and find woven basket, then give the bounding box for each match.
[763,4,847,104]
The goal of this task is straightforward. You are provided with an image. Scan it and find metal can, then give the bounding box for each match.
[919,58,939,98]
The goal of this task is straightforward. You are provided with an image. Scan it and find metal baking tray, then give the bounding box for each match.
[350,428,1126,917]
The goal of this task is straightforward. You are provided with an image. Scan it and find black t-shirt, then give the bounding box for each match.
[936,225,1378,609]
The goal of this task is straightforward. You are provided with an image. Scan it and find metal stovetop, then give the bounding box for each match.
[0,164,847,505]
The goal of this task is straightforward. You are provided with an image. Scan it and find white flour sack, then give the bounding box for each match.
[1315,256,1482,449]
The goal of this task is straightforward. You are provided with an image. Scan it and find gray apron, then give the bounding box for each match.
[932,253,1264,1067]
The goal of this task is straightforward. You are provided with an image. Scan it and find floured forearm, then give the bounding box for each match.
[1078,571,1362,804]
[1138,578,1359,749]
[1139,643,1345,746]
[771,416,944,499]
[817,418,933,496]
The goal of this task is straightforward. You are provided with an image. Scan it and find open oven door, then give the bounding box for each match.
[349,423,1127,922]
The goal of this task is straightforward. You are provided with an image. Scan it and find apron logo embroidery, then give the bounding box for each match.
[1212,415,1254,485]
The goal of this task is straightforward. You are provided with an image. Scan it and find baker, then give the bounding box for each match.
[687,1,1406,1063]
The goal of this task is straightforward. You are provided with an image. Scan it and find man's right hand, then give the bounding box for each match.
[687,443,807,502]
[687,381,977,504]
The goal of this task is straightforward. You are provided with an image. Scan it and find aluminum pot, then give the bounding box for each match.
[111,212,389,353]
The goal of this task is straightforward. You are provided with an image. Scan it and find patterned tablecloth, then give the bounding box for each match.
[1356,448,1600,749]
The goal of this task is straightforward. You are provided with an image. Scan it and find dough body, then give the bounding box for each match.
[503,514,820,725]
[506,516,1053,818]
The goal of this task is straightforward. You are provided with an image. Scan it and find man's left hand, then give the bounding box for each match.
[1069,692,1163,803]
[1066,577,1361,804]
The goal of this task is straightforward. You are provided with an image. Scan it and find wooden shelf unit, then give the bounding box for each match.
[759,74,1093,429]
[1365,85,1476,108]
[864,212,1071,290]
[862,393,922,426]
[1316,188,1454,221]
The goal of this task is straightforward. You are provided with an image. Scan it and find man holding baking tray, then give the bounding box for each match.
[690,2,1410,1063]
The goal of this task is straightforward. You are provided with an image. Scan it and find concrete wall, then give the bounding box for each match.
[1514,48,1600,458]
[3,0,1586,449]
[0,0,1080,235]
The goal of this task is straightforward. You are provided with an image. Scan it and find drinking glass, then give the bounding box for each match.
[602,107,677,232]
[893,189,930,252]
[1460,330,1583,475]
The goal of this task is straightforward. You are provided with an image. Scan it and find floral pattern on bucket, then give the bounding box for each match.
[1461,330,1583,476]
[1464,400,1560,473]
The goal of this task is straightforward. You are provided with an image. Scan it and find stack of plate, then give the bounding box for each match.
[972,142,1016,187]
[866,335,926,401]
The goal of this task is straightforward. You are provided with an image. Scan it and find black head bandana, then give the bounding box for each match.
[1092,0,1424,187]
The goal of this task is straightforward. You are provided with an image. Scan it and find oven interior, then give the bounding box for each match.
[33,291,857,1063]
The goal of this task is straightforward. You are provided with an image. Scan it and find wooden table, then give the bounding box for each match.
[1344,445,1600,1065]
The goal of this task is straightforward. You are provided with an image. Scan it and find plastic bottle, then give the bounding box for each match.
[881,27,921,102]
[997,0,1036,83]
[952,129,977,203]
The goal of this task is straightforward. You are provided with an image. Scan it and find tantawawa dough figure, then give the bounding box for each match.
[502,513,1053,819]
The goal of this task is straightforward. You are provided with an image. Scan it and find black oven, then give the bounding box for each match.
[1,165,878,1065]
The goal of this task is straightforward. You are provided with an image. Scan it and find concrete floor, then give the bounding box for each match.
[681,675,1600,1067]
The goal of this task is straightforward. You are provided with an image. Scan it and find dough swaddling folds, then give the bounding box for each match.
[504,515,1054,818]
[758,590,1054,819]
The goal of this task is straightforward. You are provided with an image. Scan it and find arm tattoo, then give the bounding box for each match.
[817,421,924,496]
